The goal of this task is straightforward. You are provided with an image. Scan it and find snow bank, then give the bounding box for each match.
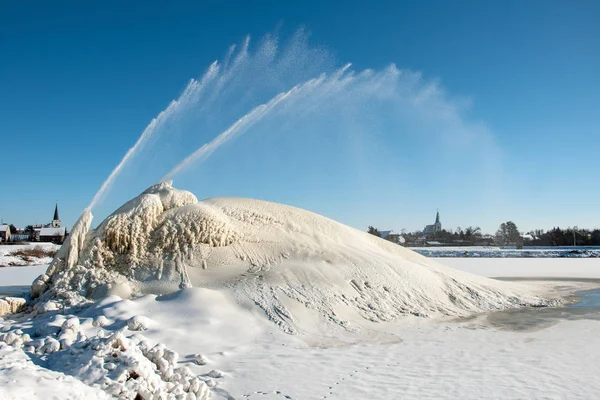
[29,182,551,334]
[0,314,210,400]
[0,344,108,400]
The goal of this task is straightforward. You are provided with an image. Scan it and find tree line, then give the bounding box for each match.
[527,227,600,247]
[368,221,600,247]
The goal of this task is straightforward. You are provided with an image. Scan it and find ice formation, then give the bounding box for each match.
[29,182,551,334]
[0,314,210,400]
[0,297,26,316]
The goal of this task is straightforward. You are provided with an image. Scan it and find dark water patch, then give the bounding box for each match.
[567,289,600,309]
[455,289,600,332]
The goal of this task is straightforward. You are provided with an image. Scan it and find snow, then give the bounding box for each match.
[32,182,550,329]
[0,243,60,268]
[1,183,600,399]
[39,227,67,237]
[217,318,600,399]
[3,278,600,399]
[0,345,108,400]
[0,259,599,398]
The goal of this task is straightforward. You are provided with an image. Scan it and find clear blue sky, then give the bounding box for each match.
[1,0,599,234]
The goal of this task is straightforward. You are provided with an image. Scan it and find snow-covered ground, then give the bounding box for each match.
[0,243,58,297]
[1,269,599,399]
[2,185,600,400]
[0,243,60,267]
[1,258,600,399]
[0,345,108,400]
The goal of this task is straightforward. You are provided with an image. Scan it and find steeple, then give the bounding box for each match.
[435,209,440,224]
[51,203,61,228]
[53,203,59,221]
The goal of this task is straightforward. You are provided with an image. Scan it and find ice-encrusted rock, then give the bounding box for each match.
[92,315,111,327]
[0,297,27,316]
[193,354,209,366]
[61,317,81,333]
[205,370,225,379]
[31,274,50,299]
[127,315,152,331]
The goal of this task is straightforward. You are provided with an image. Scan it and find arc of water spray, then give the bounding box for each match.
[161,70,336,181]
[87,62,221,211]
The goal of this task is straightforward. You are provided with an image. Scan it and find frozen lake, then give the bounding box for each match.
[0,265,47,297]
[412,246,600,258]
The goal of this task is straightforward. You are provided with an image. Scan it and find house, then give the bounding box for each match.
[423,210,442,236]
[0,225,10,243]
[39,203,67,244]
[475,234,495,246]
[380,230,406,245]
[39,227,66,243]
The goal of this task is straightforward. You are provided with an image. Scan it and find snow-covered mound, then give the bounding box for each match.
[32,182,550,333]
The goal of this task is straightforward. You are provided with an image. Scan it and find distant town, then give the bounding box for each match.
[368,211,600,248]
[1,206,599,248]
[0,204,67,244]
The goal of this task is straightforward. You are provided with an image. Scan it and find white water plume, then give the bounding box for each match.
[87,28,503,225]
[88,29,332,212]
[87,62,221,211]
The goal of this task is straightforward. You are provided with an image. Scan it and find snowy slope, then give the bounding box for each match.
[31,182,551,335]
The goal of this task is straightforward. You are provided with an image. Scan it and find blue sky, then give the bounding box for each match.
[1,0,599,234]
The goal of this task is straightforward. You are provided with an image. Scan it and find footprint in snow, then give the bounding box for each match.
[240,390,293,399]
[323,364,377,398]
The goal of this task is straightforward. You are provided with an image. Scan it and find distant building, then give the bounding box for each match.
[39,204,67,244]
[0,225,10,243]
[51,203,61,228]
[39,227,66,243]
[423,210,442,236]
[380,230,406,245]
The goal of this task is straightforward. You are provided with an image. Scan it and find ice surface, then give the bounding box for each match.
[440,257,600,279]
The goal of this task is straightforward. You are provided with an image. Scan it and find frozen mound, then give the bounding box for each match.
[32,182,551,333]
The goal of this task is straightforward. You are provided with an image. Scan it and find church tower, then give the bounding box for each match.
[51,203,61,228]
[434,209,441,232]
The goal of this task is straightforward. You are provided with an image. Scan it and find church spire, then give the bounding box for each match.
[435,209,440,224]
[53,203,59,221]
